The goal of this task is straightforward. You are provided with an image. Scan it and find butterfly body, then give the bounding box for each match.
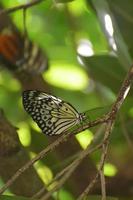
[22,90,85,136]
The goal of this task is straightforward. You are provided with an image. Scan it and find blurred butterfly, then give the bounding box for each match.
[22,90,86,136]
[0,8,48,75]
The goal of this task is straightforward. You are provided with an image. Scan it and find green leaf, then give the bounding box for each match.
[90,0,132,67]
[80,54,126,93]
[107,0,133,57]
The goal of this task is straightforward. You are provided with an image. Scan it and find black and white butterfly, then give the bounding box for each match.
[22,90,85,136]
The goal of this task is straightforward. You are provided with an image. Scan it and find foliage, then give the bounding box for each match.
[0,0,133,199]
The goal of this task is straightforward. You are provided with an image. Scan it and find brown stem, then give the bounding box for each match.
[0,0,44,15]
[0,116,107,195]
[77,65,133,199]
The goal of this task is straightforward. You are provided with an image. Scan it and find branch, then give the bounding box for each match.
[0,0,44,15]
[77,121,111,200]
[37,122,111,199]
[0,116,107,195]
[33,151,84,199]
[0,63,133,196]
[41,142,103,200]
[100,169,106,200]
[77,65,133,199]
[109,66,133,118]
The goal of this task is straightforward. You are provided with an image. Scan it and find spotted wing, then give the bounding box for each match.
[22,90,80,136]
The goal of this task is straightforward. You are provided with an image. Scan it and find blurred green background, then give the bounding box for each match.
[0,0,133,199]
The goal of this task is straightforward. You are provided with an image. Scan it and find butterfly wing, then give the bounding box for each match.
[22,90,81,135]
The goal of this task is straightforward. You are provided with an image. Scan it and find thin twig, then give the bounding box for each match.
[77,65,133,199]
[78,173,99,200]
[100,169,106,200]
[41,143,103,200]
[33,123,106,198]
[0,0,133,197]
[77,121,112,200]
[100,146,107,200]
[0,116,107,195]
[32,124,106,199]
[32,151,81,199]
[23,7,28,38]
[0,62,133,196]
[110,66,133,118]
[0,0,44,15]
[41,121,112,200]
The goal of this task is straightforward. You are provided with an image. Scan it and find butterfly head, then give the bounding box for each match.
[79,112,86,122]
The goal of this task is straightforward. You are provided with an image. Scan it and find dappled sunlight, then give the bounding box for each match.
[17,122,31,147]
[68,0,85,16]
[104,163,117,177]
[30,152,53,185]
[104,14,117,51]
[44,62,89,90]
[77,39,94,57]
[104,14,114,37]
[53,189,74,200]
[0,0,132,198]
[29,119,41,133]
[76,130,93,149]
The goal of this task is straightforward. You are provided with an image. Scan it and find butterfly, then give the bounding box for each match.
[22,90,86,136]
[0,7,48,75]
